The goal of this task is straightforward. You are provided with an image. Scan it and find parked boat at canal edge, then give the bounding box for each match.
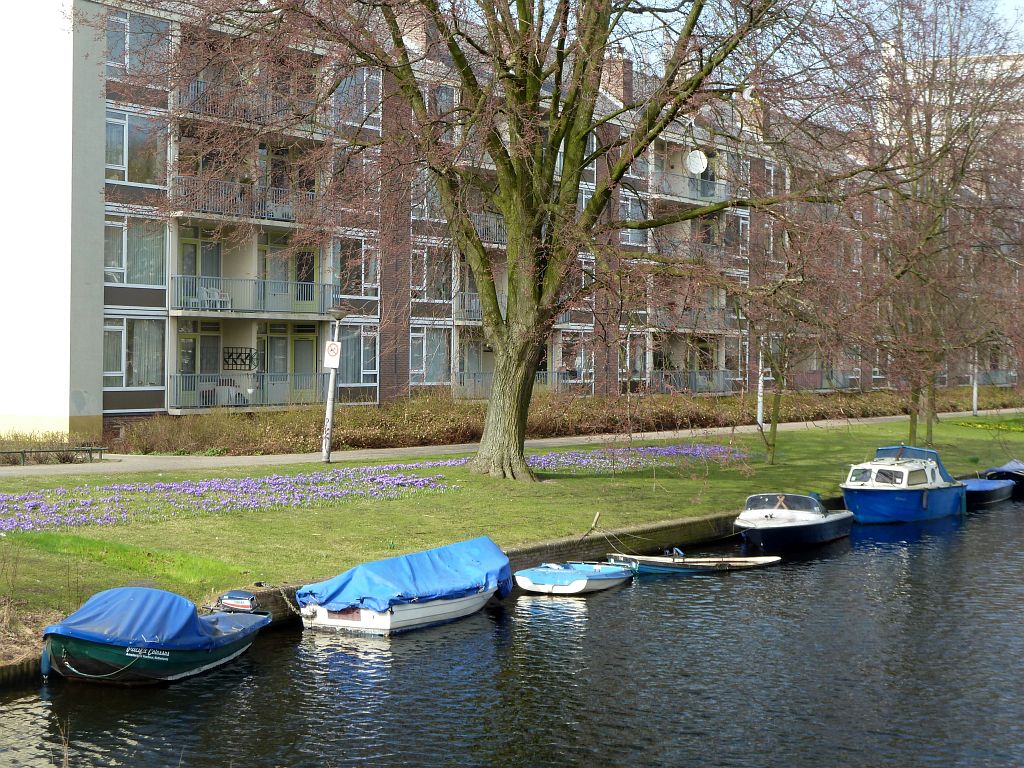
[514,562,633,594]
[41,587,270,685]
[606,551,781,575]
[734,493,854,551]
[296,536,513,636]
[840,446,966,524]
[963,478,1016,509]
[984,459,1024,498]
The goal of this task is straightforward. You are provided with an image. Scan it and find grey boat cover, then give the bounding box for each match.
[296,536,513,613]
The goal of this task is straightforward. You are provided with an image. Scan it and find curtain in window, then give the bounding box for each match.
[339,326,361,384]
[103,329,123,386]
[126,219,165,285]
[425,328,451,384]
[104,224,124,282]
[126,319,164,387]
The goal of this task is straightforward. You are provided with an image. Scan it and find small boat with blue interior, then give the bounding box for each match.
[296,536,513,636]
[41,587,270,685]
[734,493,854,551]
[840,445,966,524]
[514,562,633,594]
[962,478,1016,509]
[984,459,1024,499]
[606,551,781,575]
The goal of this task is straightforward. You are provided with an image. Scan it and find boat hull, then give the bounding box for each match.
[841,485,965,524]
[301,590,495,636]
[606,553,781,575]
[44,634,257,685]
[514,564,632,595]
[963,478,1016,509]
[737,513,854,551]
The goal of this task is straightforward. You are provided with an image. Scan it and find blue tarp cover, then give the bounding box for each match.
[43,587,270,650]
[875,446,955,483]
[296,536,513,613]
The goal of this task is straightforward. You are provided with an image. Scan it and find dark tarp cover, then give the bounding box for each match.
[43,587,270,650]
[875,446,955,483]
[985,459,1024,479]
[296,536,513,613]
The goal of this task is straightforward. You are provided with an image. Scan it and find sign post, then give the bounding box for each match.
[321,307,349,462]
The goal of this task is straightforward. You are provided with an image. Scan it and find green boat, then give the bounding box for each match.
[42,587,270,685]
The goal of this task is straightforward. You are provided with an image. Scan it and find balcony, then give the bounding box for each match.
[470,211,508,245]
[977,369,1018,387]
[650,171,731,207]
[453,370,595,399]
[167,373,377,410]
[172,176,316,223]
[786,370,862,391]
[170,276,343,315]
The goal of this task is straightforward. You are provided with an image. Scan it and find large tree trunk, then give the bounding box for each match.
[765,383,784,466]
[469,341,542,480]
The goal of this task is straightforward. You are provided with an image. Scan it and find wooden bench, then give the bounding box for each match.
[0,446,107,466]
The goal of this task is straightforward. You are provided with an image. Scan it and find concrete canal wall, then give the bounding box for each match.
[0,511,737,690]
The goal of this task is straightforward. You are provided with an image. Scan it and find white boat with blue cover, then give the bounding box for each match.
[840,446,966,524]
[296,536,513,636]
[513,562,633,594]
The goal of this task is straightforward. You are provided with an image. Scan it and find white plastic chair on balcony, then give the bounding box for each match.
[201,286,231,310]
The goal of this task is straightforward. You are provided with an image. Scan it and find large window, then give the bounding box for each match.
[332,67,382,129]
[338,324,378,385]
[619,192,648,246]
[429,84,458,142]
[104,317,165,388]
[106,110,167,186]
[411,166,444,220]
[104,216,166,285]
[410,326,452,384]
[560,332,594,383]
[333,236,379,298]
[106,11,169,80]
[411,246,452,301]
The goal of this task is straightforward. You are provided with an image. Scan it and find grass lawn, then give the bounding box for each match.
[2,413,1023,662]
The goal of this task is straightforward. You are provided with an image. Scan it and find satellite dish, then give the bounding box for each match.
[741,85,755,101]
[685,150,708,175]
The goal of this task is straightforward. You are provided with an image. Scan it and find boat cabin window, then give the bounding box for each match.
[848,468,872,484]
[875,469,904,485]
[745,494,822,512]
[906,469,929,486]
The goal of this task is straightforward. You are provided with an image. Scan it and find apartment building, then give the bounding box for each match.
[8,2,1007,439]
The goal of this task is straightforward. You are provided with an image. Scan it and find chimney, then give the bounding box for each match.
[602,47,634,104]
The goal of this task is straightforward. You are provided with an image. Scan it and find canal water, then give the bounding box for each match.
[3,502,1024,767]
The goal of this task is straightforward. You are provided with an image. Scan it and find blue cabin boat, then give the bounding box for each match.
[840,446,966,524]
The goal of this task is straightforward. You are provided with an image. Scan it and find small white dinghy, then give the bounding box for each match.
[513,562,633,595]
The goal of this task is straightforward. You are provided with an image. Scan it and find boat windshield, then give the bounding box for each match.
[744,494,823,513]
[848,468,873,484]
[875,469,904,485]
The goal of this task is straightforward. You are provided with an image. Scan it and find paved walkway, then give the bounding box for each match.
[1,408,1017,478]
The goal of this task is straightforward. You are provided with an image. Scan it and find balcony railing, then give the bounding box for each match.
[650,307,742,331]
[651,171,731,205]
[167,373,377,409]
[172,176,316,223]
[470,211,508,245]
[180,79,318,126]
[786,370,862,391]
[170,276,341,314]
[453,291,507,323]
[977,369,1018,386]
[650,369,744,394]
[452,370,595,398]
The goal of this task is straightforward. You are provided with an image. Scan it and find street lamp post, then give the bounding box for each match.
[321,306,349,463]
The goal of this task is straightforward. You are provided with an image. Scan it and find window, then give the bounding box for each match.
[411,246,453,301]
[106,11,169,80]
[338,324,378,384]
[106,110,167,186]
[907,469,928,486]
[764,162,776,195]
[410,326,452,384]
[332,67,382,129]
[104,317,165,388]
[848,468,872,484]
[430,84,458,142]
[556,133,597,177]
[104,216,166,285]
[875,469,904,485]
[619,192,647,246]
[560,332,594,382]
[333,236,379,298]
[619,333,648,380]
[623,131,649,179]
[412,166,444,220]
